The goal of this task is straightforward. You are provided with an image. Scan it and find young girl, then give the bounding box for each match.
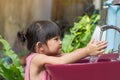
[18,20,107,80]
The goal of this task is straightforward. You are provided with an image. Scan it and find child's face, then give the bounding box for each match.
[45,36,62,56]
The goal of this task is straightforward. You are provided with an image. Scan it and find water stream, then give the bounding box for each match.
[99,30,103,41]
[89,28,104,63]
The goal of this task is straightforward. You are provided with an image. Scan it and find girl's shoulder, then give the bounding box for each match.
[28,53,46,66]
[26,53,38,61]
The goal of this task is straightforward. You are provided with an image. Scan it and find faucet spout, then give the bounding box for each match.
[101,25,120,33]
[100,25,120,57]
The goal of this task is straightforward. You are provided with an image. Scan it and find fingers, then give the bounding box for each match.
[91,40,107,56]
[87,39,107,56]
[95,41,102,45]
[96,41,107,45]
[98,44,107,50]
[97,41,107,50]
[97,49,105,55]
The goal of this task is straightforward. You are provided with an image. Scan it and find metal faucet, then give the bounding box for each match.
[100,25,120,58]
[101,25,120,33]
[89,25,120,62]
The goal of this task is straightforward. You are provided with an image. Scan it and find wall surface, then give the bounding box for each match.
[0,0,52,46]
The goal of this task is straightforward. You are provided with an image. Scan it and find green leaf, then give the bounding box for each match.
[62,14,100,53]
[0,35,24,80]
[62,34,75,52]
[0,64,24,80]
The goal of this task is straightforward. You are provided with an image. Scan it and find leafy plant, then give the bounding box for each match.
[62,14,100,53]
[0,35,24,80]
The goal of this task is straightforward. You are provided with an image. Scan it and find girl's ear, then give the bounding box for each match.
[35,42,44,53]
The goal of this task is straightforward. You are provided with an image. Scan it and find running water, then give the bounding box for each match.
[89,27,103,63]
[99,30,103,41]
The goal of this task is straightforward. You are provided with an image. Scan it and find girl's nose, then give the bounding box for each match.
[59,40,62,44]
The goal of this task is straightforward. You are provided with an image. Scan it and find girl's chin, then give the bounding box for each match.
[52,52,61,56]
[48,50,62,56]
[47,53,59,56]
[57,50,62,54]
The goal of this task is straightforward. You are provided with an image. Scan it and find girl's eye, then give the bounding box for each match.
[54,38,58,40]
[53,36,61,41]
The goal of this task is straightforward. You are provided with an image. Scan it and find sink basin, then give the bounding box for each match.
[45,53,120,80]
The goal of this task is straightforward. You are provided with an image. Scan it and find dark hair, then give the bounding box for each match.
[18,20,61,52]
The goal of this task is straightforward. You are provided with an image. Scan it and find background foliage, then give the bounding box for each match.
[62,14,100,53]
[0,35,24,80]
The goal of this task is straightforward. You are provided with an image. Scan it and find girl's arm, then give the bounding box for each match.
[34,40,107,65]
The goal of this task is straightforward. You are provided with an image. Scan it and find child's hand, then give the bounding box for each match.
[86,39,107,56]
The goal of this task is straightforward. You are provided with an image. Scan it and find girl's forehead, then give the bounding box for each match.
[52,36,61,38]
